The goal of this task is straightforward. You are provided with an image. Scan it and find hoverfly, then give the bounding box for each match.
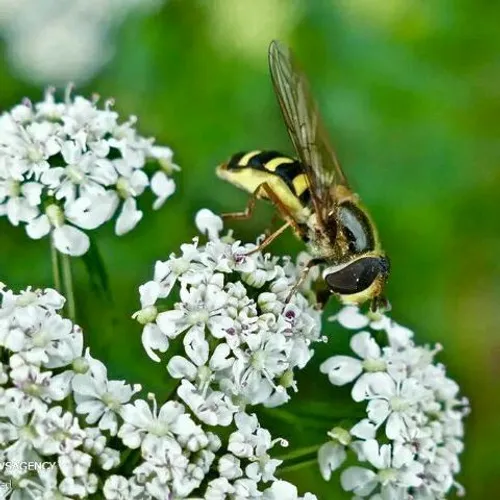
[217,40,390,312]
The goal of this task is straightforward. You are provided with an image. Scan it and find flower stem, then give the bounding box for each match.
[51,239,62,292]
[278,457,319,475]
[260,407,327,428]
[276,444,321,461]
[61,253,76,321]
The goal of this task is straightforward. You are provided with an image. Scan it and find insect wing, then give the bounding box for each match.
[268,40,348,223]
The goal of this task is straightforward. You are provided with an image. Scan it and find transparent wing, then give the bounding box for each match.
[268,40,349,224]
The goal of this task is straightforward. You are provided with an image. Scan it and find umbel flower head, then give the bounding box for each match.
[134,209,324,425]
[318,307,470,499]
[0,284,317,499]
[0,86,179,256]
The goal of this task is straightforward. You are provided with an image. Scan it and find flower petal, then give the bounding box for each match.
[350,331,380,360]
[115,198,143,235]
[195,208,223,240]
[151,171,175,210]
[184,327,209,366]
[26,214,50,239]
[53,225,90,256]
[320,356,363,385]
[350,419,377,440]
[318,442,347,481]
[340,466,377,496]
[334,306,369,329]
[138,281,160,308]
[141,323,169,362]
[367,399,391,425]
[167,356,197,380]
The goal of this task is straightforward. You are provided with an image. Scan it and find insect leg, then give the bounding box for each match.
[222,181,305,234]
[370,295,391,314]
[285,257,326,303]
[244,182,307,255]
[245,221,292,255]
[220,184,263,221]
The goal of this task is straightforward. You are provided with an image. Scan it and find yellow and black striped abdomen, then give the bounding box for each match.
[217,150,311,220]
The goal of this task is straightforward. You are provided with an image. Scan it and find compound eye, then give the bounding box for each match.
[339,203,374,253]
[325,257,382,295]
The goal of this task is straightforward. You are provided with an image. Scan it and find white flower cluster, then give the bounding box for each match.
[0,285,316,499]
[134,209,323,426]
[0,0,163,84]
[0,88,178,256]
[318,307,470,499]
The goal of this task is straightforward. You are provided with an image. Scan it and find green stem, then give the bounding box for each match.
[278,457,319,475]
[65,394,74,413]
[260,407,327,428]
[51,239,62,292]
[276,444,321,462]
[61,253,76,321]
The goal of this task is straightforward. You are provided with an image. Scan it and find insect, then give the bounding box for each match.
[217,40,390,312]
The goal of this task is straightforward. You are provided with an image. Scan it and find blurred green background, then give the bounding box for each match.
[1,0,499,498]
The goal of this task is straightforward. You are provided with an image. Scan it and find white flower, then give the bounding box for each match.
[118,394,198,450]
[103,475,130,499]
[318,439,348,481]
[156,281,233,341]
[137,211,322,418]
[318,306,469,499]
[72,352,141,435]
[5,310,76,368]
[228,412,260,458]
[0,88,178,254]
[0,160,41,225]
[132,280,168,362]
[0,287,65,322]
[205,477,235,498]
[232,331,289,405]
[26,202,91,256]
[263,480,317,500]
[330,305,370,329]
[34,406,86,455]
[151,171,176,210]
[41,140,117,201]
[218,454,243,480]
[0,403,40,462]
[320,330,386,401]
[114,196,143,235]
[195,208,224,240]
[9,363,72,406]
[363,372,428,440]
[341,440,423,497]
[58,449,93,477]
[167,342,233,393]
[0,0,161,85]
[177,379,238,426]
[59,473,99,498]
[0,285,313,499]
